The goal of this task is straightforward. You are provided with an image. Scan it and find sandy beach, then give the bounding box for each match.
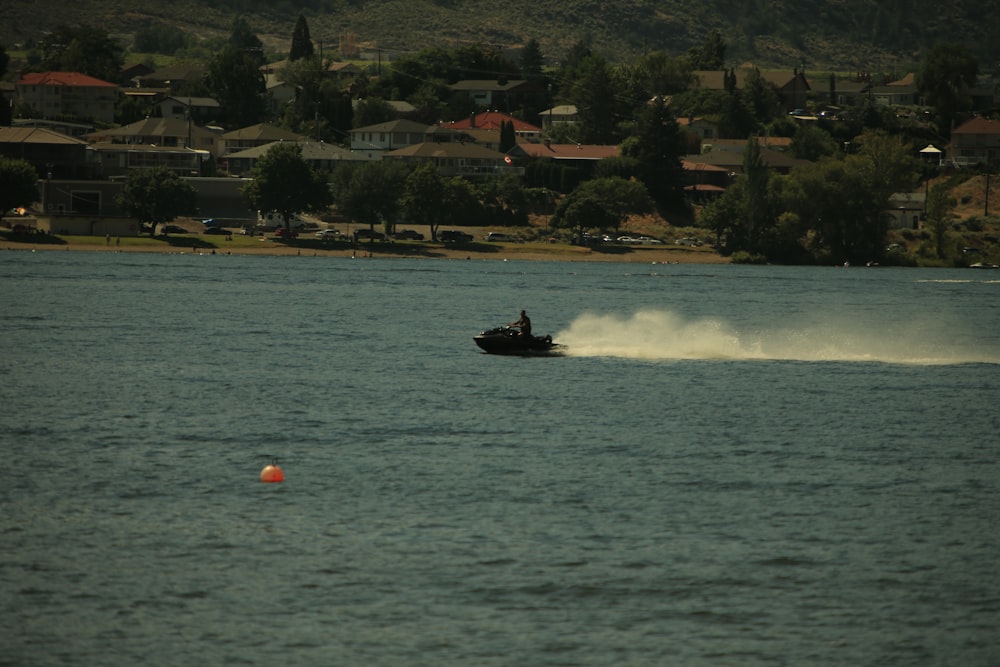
[0,237,730,264]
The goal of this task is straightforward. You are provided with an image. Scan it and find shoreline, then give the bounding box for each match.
[0,239,730,264]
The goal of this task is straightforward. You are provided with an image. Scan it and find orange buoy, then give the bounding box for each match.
[260,462,284,483]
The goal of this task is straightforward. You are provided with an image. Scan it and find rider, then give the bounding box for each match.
[509,309,532,338]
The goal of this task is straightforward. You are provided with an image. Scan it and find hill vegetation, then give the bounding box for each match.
[4,0,1000,72]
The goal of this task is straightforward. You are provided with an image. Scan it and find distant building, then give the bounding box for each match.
[0,126,90,179]
[15,71,118,125]
[949,117,1000,167]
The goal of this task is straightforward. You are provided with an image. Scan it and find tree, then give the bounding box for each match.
[925,182,956,259]
[499,120,516,154]
[551,177,654,243]
[242,143,332,232]
[917,41,978,136]
[208,44,266,127]
[228,16,265,65]
[118,168,197,235]
[621,96,687,210]
[687,29,727,70]
[39,25,124,82]
[400,164,445,238]
[332,160,411,240]
[520,38,544,80]
[0,158,40,224]
[289,15,314,61]
[569,54,621,144]
[790,123,838,161]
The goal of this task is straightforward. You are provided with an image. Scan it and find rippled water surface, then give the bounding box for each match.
[2,251,999,666]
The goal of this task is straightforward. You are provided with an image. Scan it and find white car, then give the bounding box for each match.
[636,236,662,245]
[315,229,343,239]
[617,236,640,244]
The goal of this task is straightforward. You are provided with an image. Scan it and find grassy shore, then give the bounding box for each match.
[0,232,730,264]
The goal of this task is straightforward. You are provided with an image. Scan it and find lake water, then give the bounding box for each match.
[2,250,999,666]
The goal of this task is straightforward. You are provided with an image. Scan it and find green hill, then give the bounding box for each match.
[4,0,1000,72]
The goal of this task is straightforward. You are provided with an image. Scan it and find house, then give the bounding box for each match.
[264,74,297,116]
[135,63,207,92]
[870,85,917,107]
[705,136,793,153]
[215,123,308,157]
[694,69,810,112]
[12,118,94,139]
[683,146,811,175]
[88,117,219,156]
[349,119,437,159]
[86,143,209,178]
[448,79,534,113]
[383,141,517,179]
[948,117,1000,166]
[0,126,91,179]
[156,96,222,124]
[682,159,732,201]
[222,140,367,177]
[510,139,619,165]
[119,63,155,87]
[678,116,720,142]
[15,71,118,125]
[887,192,925,230]
[538,105,579,131]
[441,111,543,141]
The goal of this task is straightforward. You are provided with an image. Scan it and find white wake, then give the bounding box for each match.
[555,309,998,364]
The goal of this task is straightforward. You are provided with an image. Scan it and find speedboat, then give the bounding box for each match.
[473,326,564,356]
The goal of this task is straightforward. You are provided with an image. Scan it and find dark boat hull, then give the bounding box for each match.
[474,327,564,356]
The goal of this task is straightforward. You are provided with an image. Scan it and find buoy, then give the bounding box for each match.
[260,462,284,483]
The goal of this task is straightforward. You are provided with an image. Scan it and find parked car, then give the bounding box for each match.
[394,229,425,240]
[485,232,513,242]
[636,236,662,245]
[274,227,298,238]
[440,230,473,243]
[315,229,344,240]
[616,235,640,244]
[203,226,232,236]
[675,237,703,246]
[354,229,386,242]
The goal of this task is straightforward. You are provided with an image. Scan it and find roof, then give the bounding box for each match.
[17,71,117,88]
[161,96,220,108]
[442,112,541,132]
[220,123,307,141]
[351,119,432,134]
[515,142,619,160]
[0,126,88,146]
[683,148,811,170]
[952,117,1000,135]
[694,69,810,91]
[92,117,218,139]
[449,79,528,92]
[386,142,506,160]
[226,140,358,160]
[682,159,731,172]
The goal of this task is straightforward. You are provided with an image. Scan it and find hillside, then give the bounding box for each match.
[4,0,1000,72]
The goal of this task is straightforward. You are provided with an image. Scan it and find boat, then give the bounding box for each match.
[473,325,565,356]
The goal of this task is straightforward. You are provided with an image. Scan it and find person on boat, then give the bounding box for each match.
[509,310,532,338]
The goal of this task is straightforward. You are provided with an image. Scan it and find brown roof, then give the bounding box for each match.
[952,117,1000,135]
[442,112,541,132]
[515,142,619,160]
[18,71,117,88]
[386,142,506,159]
[0,126,88,145]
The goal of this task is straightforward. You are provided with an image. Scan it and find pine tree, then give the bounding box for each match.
[289,15,314,61]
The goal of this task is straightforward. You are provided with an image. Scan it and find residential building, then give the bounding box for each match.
[88,117,220,156]
[510,139,619,165]
[949,117,1000,166]
[694,69,810,112]
[156,96,222,125]
[215,123,308,158]
[0,126,90,179]
[538,105,579,131]
[135,63,208,92]
[349,119,438,159]
[223,140,367,177]
[448,79,533,113]
[677,116,720,142]
[86,143,208,178]
[441,111,543,141]
[384,142,518,178]
[15,71,118,125]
